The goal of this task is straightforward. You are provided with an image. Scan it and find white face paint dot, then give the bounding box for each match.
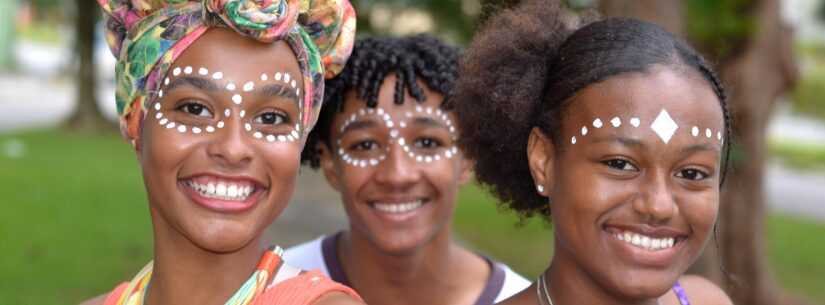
[284,73,291,83]
[240,110,246,118]
[177,125,187,133]
[275,72,282,81]
[158,90,164,98]
[217,121,225,128]
[206,126,215,133]
[164,77,170,85]
[172,67,181,76]
[571,136,577,144]
[290,80,296,88]
[155,112,163,119]
[232,94,243,105]
[154,103,161,110]
[224,109,231,117]
[183,66,193,74]
[266,134,276,142]
[291,130,299,139]
[243,82,254,92]
[630,117,641,127]
[705,128,712,138]
[278,135,287,142]
[650,109,678,144]
[390,129,399,138]
[212,72,223,80]
[261,73,268,81]
[198,67,208,75]
[245,123,252,131]
[717,131,722,140]
[254,132,263,139]
[610,117,621,127]
[692,126,700,137]
[159,118,168,125]
[593,118,604,128]
[581,126,589,136]
[226,83,236,91]
[192,127,202,134]
[166,122,176,129]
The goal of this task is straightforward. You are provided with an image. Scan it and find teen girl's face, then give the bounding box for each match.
[319,75,473,255]
[529,66,724,299]
[138,28,305,253]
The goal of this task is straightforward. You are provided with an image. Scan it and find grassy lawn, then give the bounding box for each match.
[769,139,825,172]
[1,129,823,304]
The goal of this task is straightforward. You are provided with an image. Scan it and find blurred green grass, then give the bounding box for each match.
[769,139,825,171]
[1,129,823,304]
[793,43,825,121]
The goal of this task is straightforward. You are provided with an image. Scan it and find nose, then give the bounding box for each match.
[634,170,677,223]
[206,120,254,169]
[373,143,421,188]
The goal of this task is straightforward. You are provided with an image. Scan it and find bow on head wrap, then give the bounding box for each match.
[97,0,356,140]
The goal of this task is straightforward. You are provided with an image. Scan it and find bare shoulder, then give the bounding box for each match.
[78,294,107,305]
[675,275,733,305]
[313,291,366,305]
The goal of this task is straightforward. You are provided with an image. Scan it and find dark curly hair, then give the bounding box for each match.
[301,34,461,168]
[454,0,732,218]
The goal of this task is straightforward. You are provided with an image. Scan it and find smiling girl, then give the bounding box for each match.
[83,1,360,305]
[454,1,734,305]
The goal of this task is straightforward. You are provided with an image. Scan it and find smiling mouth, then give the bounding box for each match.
[612,231,679,251]
[371,199,425,214]
[179,175,267,212]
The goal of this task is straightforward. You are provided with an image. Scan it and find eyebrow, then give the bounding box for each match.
[257,83,299,103]
[411,117,448,129]
[165,76,220,92]
[591,136,645,148]
[340,119,378,134]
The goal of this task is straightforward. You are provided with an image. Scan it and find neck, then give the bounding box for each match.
[144,213,265,305]
[338,227,488,305]
[545,240,660,305]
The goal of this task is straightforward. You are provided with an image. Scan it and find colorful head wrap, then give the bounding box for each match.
[97,0,356,140]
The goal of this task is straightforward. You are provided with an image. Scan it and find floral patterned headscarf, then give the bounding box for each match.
[97,0,356,141]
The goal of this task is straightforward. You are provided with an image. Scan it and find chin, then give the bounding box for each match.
[187,223,260,254]
[368,229,431,256]
[602,270,679,301]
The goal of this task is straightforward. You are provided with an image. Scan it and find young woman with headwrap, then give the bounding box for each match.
[82,1,359,304]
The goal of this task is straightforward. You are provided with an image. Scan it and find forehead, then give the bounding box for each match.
[339,74,446,118]
[171,28,300,79]
[566,66,724,132]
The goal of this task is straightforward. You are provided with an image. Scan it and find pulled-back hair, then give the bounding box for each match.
[454,0,731,218]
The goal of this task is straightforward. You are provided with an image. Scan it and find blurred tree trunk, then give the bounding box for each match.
[65,0,110,131]
[600,1,801,305]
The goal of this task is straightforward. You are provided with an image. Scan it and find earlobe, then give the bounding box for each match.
[456,157,475,186]
[319,143,342,192]
[527,127,555,197]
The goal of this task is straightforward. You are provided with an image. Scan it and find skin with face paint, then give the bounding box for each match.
[82,28,361,305]
[499,66,731,305]
[315,75,491,305]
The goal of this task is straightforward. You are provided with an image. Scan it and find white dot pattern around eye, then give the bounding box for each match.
[569,108,724,145]
[152,66,303,143]
[335,106,460,168]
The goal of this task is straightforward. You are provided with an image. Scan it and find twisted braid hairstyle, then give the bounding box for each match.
[301,34,461,168]
[454,0,732,218]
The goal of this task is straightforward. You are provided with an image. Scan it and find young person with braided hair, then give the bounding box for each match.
[82,1,362,305]
[284,34,530,305]
[454,1,734,305]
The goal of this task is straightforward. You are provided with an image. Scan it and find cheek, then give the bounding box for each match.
[681,191,719,236]
[141,125,205,176]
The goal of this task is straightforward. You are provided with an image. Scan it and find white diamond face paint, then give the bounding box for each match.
[151,65,303,143]
[650,109,679,144]
[335,106,460,168]
[569,108,723,145]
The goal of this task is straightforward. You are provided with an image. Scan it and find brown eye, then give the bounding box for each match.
[176,101,212,117]
[602,159,638,171]
[675,168,709,180]
[253,112,287,125]
[414,137,442,149]
[350,140,379,151]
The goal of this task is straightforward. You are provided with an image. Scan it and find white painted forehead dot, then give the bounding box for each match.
[571,136,577,144]
[593,118,603,128]
[610,117,621,128]
[581,126,588,136]
[232,94,243,105]
[284,73,291,83]
[226,83,236,91]
[630,117,641,127]
[717,131,722,140]
[275,72,282,81]
[705,128,712,138]
[261,73,268,81]
[691,126,699,137]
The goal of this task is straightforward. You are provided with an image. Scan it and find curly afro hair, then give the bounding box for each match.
[301,34,461,168]
[454,0,731,219]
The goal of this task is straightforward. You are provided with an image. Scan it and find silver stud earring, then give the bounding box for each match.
[536,185,544,193]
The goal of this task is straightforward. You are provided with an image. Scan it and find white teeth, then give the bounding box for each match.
[373,200,423,214]
[186,180,256,201]
[615,230,677,251]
